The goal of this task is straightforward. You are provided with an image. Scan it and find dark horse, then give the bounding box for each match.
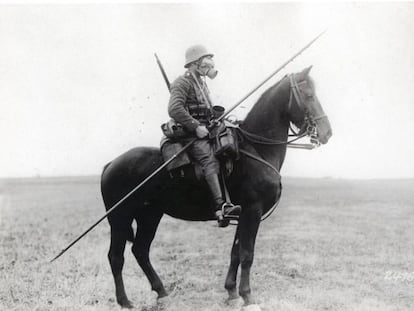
[101,66,332,308]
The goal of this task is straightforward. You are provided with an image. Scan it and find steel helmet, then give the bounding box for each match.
[184,44,214,68]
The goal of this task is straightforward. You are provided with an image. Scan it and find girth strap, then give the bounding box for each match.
[239,149,282,221]
[239,149,281,177]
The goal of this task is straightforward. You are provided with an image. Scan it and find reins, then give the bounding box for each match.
[236,73,323,150]
[238,127,307,146]
[230,73,325,222]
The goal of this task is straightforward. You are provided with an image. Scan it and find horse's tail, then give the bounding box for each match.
[100,162,111,199]
[102,162,111,175]
[100,161,112,196]
[101,161,135,243]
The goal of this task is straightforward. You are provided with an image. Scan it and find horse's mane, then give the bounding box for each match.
[242,74,290,126]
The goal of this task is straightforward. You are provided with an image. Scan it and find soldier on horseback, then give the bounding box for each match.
[167,44,241,227]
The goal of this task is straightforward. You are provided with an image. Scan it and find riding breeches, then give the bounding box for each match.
[187,138,220,177]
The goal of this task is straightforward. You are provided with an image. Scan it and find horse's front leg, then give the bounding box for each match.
[225,227,240,300]
[238,204,262,306]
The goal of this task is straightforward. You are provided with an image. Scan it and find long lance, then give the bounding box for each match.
[50,32,324,262]
[217,29,326,122]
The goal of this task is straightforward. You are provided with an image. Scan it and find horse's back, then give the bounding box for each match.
[101,145,217,222]
[101,146,164,212]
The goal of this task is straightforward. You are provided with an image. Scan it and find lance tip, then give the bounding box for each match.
[49,249,66,263]
[49,255,59,263]
[319,28,328,37]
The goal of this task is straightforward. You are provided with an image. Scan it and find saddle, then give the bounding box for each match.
[160,121,240,180]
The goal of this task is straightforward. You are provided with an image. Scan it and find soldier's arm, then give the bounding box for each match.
[168,77,200,132]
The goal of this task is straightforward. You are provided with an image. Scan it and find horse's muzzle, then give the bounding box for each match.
[317,117,332,145]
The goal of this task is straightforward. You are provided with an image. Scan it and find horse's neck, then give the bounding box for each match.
[241,80,291,169]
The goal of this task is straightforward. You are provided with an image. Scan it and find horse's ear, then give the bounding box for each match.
[303,65,313,77]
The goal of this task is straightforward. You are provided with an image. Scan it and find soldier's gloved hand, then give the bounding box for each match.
[195,125,209,138]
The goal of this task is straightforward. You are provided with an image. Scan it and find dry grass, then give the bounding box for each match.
[0,176,413,310]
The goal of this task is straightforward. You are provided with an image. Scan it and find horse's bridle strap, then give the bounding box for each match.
[238,127,307,146]
[289,74,327,122]
[312,114,327,121]
[289,74,306,111]
[239,149,282,221]
[234,74,325,150]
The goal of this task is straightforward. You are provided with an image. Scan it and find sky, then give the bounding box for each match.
[1,3,414,179]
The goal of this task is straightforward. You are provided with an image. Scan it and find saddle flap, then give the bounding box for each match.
[160,138,191,171]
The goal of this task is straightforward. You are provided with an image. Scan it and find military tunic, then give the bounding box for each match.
[168,71,220,177]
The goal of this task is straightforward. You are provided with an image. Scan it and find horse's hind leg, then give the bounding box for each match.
[108,228,133,308]
[225,227,240,300]
[132,210,167,298]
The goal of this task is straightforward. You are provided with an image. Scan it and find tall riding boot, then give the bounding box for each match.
[205,174,241,227]
[205,173,225,212]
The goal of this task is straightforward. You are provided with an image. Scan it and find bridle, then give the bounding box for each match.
[231,74,328,222]
[288,74,327,147]
[237,73,326,148]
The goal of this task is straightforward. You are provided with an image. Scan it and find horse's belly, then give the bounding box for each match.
[160,178,215,221]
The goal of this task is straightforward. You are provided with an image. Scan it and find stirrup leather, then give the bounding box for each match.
[220,171,241,220]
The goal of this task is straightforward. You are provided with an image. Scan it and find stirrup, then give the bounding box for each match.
[221,202,241,220]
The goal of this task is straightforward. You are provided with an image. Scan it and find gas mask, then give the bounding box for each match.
[197,57,218,79]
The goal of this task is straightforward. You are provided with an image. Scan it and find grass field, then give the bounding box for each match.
[0,176,413,311]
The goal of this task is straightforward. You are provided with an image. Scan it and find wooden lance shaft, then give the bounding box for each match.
[217,29,327,122]
[51,32,325,262]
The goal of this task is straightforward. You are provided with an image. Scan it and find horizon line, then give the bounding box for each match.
[1,174,413,182]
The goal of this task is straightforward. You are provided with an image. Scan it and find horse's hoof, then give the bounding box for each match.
[242,304,262,311]
[157,295,172,306]
[226,296,242,309]
[157,290,168,299]
[117,297,134,309]
[227,288,239,301]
